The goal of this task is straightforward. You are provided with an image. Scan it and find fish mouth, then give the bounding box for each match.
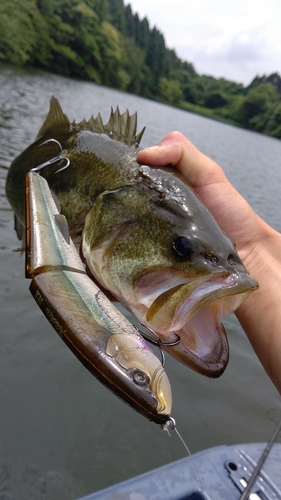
[134,269,258,377]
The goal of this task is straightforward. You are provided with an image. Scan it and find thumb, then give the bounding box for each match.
[137,131,226,189]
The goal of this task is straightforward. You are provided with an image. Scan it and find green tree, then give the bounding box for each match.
[146,28,167,89]
[247,73,281,96]
[230,83,280,132]
[0,0,49,65]
[159,77,183,105]
[204,92,228,109]
[107,0,126,33]
[266,103,281,138]
[99,21,129,89]
[123,38,149,95]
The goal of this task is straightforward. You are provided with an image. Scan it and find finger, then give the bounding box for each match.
[137,131,226,189]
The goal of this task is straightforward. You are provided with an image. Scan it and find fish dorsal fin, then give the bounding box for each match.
[37,96,71,137]
[76,106,145,147]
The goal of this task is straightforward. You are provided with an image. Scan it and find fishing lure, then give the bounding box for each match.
[25,171,173,426]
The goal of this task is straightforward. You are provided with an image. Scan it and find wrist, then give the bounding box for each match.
[237,215,280,279]
[235,219,281,389]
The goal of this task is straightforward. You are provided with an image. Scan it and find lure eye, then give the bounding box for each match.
[132,369,150,386]
[172,236,193,259]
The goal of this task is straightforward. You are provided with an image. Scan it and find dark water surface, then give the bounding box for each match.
[0,65,280,499]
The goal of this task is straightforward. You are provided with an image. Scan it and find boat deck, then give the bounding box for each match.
[78,442,281,500]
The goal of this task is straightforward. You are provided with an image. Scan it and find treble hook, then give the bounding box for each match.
[30,138,70,174]
[136,324,180,367]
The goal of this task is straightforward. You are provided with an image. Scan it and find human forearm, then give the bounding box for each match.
[236,222,281,393]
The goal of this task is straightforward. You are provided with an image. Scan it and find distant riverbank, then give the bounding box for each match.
[1,0,281,139]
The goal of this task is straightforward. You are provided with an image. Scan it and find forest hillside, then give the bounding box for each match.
[1,0,280,138]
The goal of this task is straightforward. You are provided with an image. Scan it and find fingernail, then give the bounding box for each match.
[143,145,160,151]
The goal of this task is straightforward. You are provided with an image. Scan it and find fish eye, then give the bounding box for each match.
[172,236,193,259]
[132,369,150,386]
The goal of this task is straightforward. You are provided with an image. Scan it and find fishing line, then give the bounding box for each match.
[239,414,281,500]
[162,418,207,499]
[137,325,206,497]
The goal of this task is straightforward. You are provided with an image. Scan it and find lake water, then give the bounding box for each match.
[0,64,280,499]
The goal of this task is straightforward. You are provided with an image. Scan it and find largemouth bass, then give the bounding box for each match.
[6,97,258,377]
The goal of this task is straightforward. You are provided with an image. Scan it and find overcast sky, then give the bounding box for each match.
[125,0,280,85]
